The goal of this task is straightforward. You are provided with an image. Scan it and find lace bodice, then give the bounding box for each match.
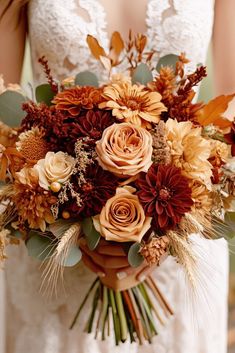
[28,0,215,84]
[2,1,229,353]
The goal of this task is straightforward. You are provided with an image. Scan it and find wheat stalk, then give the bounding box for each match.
[41,223,81,297]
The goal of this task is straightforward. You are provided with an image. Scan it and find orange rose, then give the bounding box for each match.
[96,122,153,177]
[93,186,152,242]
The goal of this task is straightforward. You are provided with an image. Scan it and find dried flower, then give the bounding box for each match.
[16,127,49,161]
[224,120,235,156]
[34,151,75,190]
[99,81,166,128]
[0,229,11,263]
[65,162,119,218]
[136,164,193,231]
[151,121,171,164]
[96,122,153,177]
[52,86,102,116]
[140,236,169,265]
[13,167,56,231]
[93,186,152,242]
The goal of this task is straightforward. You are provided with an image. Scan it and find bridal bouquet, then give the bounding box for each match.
[0,32,234,344]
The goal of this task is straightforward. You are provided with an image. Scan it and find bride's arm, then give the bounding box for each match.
[213,0,235,96]
[0,1,27,84]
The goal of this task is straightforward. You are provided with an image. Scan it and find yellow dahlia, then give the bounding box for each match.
[13,167,56,231]
[16,127,49,162]
[165,119,213,188]
[99,81,167,128]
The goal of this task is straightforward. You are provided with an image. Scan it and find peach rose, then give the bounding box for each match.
[34,151,75,190]
[93,186,152,242]
[96,122,153,177]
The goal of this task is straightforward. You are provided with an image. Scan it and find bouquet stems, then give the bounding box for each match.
[70,276,173,345]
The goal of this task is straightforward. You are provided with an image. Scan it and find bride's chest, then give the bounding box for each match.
[28,0,215,82]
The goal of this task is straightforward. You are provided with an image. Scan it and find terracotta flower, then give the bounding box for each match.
[96,122,153,177]
[224,120,235,156]
[52,86,102,116]
[34,151,75,190]
[99,81,167,128]
[13,167,56,231]
[65,163,119,218]
[136,164,194,230]
[93,186,152,242]
[16,127,49,162]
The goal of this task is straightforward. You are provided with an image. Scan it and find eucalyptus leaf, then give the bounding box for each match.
[35,84,56,106]
[0,90,27,127]
[156,54,179,72]
[60,245,82,267]
[212,213,235,240]
[128,242,144,268]
[82,218,101,250]
[75,71,99,87]
[132,63,153,85]
[48,219,75,239]
[26,231,55,261]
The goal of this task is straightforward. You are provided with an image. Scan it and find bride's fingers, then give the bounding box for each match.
[80,241,129,269]
[82,252,105,278]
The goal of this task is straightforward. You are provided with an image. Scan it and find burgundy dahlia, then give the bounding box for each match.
[136,164,193,231]
[66,163,119,218]
[224,120,235,156]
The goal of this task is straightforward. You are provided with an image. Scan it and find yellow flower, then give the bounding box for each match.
[93,186,152,242]
[165,119,213,188]
[99,81,166,128]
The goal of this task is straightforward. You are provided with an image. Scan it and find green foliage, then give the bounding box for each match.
[156,54,179,72]
[132,63,153,85]
[35,84,56,106]
[0,91,27,126]
[128,242,144,268]
[60,245,82,267]
[82,218,101,250]
[75,71,99,87]
[26,231,55,261]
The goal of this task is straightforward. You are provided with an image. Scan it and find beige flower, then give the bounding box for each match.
[34,151,75,190]
[96,122,153,177]
[165,119,213,188]
[210,140,230,164]
[99,81,166,128]
[93,186,152,242]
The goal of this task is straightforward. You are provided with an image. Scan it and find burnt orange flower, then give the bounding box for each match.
[99,81,167,128]
[52,86,102,116]
[13,168,56,231]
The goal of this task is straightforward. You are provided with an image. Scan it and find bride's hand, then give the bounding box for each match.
[78,238,155,284]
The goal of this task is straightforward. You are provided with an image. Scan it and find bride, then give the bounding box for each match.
[0,0,233,352]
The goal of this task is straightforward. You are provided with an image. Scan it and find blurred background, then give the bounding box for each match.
[21,42,235,352]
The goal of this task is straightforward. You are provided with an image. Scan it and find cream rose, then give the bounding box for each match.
[93,186,152,242]
[96,122,153,177]
[34,151,75,190]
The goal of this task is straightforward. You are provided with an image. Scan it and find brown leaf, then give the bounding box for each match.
[86,35,106,60]
[196,94,235,128]
[110,31,124,58]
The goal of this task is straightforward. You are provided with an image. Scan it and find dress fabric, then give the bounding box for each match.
[0,1,229,352]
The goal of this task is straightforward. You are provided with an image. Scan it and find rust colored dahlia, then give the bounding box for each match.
[136,164,193,230]
[224,120,235,156]
[13,168,56,231]
[65,163,119,218]
[99,81,167,128]
[52,86,102,116]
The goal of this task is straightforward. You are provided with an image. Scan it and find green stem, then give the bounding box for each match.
[101,286,109,340]
[109,288,121,345]
[70,277,99,329]
[115,291,128,342]
[87,284,100,333]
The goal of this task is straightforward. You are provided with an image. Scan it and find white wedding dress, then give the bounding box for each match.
[0,1,229,352]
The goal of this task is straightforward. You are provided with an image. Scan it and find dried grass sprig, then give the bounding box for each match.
[41,223,81,297]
